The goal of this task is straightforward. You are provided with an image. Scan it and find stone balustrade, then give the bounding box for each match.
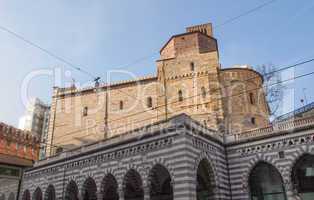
[226,116,314,143]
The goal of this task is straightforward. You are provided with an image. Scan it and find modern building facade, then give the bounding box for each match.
[18,98,50,160]
[15,23,314,200]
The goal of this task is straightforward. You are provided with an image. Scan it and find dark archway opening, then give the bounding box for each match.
[249,162,286,200]
[149,164,173,200]
[8,192,15,200]
[82,177,97,200]
[0,194,5,200]
[22,190,31,200]
[33,188,43,200]
[101,174,119,200]
[123,169,144,200]
[44,185,56,200]
[196,159,215,200]
[65,180,79,200]
[292,154,314,200]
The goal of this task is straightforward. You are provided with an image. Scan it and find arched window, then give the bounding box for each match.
[33,187,43,200]
[190,62,195,71]
[201,87,206,98]
[149,164,173,200]
[44,185,56,200]
[119,101,124,110]
[22,190,31,200]
[82,177,97,200]
[292,154,314,199]
[251,117,256,125]
[100,174,119,200]
[249,93,254,105]
[178,90,183,102]
[146,97,153,108]
[249,162,286,200]
[56,147,63,154]
[123,169,144,200]
[196,159,216,200]
[65,180,79,200]
[83,106,88,116]
[8,192,15,200]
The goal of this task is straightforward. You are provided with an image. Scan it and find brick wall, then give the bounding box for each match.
[46,24,270,156]
[0,123,39,161]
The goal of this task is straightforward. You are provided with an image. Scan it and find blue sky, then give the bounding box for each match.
[0,0,313,126]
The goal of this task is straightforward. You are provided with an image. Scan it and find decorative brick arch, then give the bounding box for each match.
[122,168,144,200]
[147,161,174,200]
[244,156,288,200]
[99,173,119,200]
[8,192,15,200]
[242,154,284,192]
[121,162,146,186]
[32,187,43,200]
[288,147,313,176]
[102,168,119,180]
[194,151,219,198]
[149,158,174,185]
[64,180,79,200]
[44,185,56,200]
[65,176,80,187]
[194,151,218,188]
[22,190,31,200]
[288,150,314,193]
[81,177,97,200]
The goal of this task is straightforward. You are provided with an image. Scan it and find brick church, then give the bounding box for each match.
[11,23,314,200]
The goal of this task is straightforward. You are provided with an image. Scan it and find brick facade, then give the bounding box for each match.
[0,123,40,161]
[46,23,269,156]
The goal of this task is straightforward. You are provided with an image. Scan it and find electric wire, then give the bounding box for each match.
[49,67,314,148]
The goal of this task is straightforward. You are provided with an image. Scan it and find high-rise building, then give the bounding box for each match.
[18,98,50,159]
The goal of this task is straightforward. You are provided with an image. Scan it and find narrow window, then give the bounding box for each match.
[249,93,254,104]
[56,147,63,154]
[83,106,88,116]
[178,90,183,102]
[251,117,256,125]
[147,97,152,108]
[201,87,206,98]
[190,62,195,71]
[119,101,123,110]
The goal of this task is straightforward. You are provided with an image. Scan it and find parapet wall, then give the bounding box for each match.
[0,123,40,161]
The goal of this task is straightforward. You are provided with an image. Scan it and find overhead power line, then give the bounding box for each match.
[49,68,314,150]
[100,57,314,124]
[0,25,97,79]
[48,58,314,144]
[0,0,278,81]
[214,0,278,29]
[100,0,279,72]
